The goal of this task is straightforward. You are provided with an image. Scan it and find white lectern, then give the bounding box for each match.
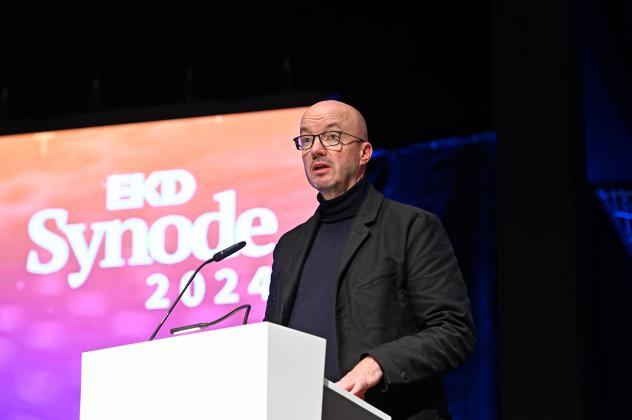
[80,322,390,420]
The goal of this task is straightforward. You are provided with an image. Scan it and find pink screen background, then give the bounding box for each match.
[0,107,315,420]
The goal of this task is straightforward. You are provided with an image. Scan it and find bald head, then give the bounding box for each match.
[301,100,368,141]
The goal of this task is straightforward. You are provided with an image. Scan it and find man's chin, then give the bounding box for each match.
[310,176,334,190]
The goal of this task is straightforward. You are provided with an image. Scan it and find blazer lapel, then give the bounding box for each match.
[279,211,321,324]
[336,185,384,285]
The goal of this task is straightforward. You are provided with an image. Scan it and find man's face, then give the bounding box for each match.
[300,101,371,200]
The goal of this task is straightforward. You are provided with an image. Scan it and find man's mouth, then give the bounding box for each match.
[312,162,331,174]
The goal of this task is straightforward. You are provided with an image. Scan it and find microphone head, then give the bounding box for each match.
[212,241,247,262]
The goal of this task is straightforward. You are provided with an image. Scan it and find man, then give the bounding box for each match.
[264,100,475,419]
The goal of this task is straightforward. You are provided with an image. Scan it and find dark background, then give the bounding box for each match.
[0,3,493,145]
[2,1,631,419]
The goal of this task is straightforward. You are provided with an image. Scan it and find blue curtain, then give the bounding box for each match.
[367,132,498,420]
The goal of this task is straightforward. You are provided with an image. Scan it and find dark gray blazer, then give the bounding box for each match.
[264,184,475,420]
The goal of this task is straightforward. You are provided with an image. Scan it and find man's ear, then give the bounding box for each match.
[360,142,373,165]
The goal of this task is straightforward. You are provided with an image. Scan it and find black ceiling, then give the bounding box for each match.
[0,3,494,148]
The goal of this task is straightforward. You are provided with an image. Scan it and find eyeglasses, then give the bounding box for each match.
[292,131,365,150]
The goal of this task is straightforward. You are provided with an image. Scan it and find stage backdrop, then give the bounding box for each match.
[0,108,315,420]
[0,108,497,420]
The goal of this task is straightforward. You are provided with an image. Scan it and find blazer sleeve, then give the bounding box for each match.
[368,212,476,388]
[263,239,282,324]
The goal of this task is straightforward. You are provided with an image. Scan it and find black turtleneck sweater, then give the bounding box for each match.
[288,177,369,381]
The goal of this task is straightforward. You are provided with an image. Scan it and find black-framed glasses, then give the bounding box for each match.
[292,131,365,150]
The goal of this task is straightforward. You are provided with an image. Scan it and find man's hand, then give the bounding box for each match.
[335,356,383,400]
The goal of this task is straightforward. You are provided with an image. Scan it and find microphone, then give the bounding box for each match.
[212,241,246,262]
[170,304,252,336]
[148,241,247,341]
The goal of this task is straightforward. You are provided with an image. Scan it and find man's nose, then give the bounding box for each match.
[310,136,327,156]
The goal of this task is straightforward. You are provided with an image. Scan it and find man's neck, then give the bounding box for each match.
[317,176,369,223]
